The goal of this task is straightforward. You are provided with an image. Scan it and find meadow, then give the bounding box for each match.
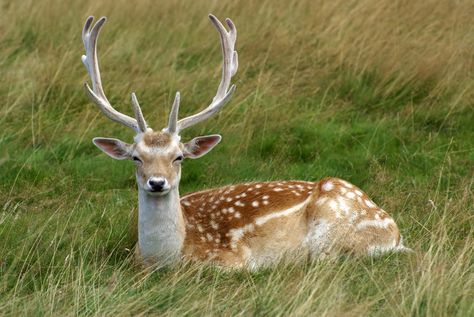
[0,0,473,315]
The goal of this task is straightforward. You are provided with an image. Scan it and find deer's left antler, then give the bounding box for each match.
[166,14,239,134]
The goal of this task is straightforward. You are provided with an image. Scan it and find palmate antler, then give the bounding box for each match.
[82,15,238,135]
[82,17,148,133]
[167,15,239,134]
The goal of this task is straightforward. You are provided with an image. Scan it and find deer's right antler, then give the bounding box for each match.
[82,16,148,133]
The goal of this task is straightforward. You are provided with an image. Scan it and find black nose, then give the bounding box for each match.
[148,179,166,192]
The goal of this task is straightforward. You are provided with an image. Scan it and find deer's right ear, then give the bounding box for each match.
[92,137,132,160]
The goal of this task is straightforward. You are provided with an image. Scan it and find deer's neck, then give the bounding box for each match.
[137,187,185,266]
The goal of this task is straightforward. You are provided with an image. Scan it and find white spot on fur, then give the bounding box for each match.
[356,218,394,230]
[329,200,338,210]
[210,220,219,230]
[252,201,259,207]
[365,199,376,208]
[240,192,247,197]
[182,200,191,206]
[274,188,284,192]
[263,200,269,205]
[322,181,334,191]
[197,225,204,233]
[355,190,363,196]
[346,192,356,199]
[255,184,262,188]
[226,197,233,202]
[235,212,241,218]
[262,195,269,200]
[228,207,235,213]
[235,200,245,207]
[206,233,213,241]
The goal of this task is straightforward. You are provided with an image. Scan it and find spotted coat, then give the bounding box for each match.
[178,177,407,267]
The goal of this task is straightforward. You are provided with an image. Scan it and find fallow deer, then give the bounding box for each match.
[82,15,411,269]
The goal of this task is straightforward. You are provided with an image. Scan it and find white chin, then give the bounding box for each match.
[146,189,171,196]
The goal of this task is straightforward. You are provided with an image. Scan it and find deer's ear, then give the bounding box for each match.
[92,137,132,160]
[183,135,222,159]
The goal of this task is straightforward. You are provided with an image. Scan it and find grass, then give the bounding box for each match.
[0,0,473,315]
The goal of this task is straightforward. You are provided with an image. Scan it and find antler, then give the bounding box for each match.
[82,16,148,133]
[167,14,238,134]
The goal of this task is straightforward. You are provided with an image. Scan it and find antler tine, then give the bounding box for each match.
[131,93,148,132]
[174,14,238,132]
[82,16,147,133]
[166,92,181,134]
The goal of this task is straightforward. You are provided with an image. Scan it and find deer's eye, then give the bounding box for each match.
[132,156,142,163]
[174,155,184,163]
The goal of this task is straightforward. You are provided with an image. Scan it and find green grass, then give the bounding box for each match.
[1,0,473,315]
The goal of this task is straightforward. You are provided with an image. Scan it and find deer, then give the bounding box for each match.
[82,15,411,269]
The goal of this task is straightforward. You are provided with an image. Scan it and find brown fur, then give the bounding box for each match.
[180,181,314,265]
[179,178,403,267]
[142,131,172,148]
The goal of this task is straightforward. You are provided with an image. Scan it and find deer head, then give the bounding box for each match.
[82,15,238,196]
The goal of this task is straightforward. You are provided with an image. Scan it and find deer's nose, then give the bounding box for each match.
[147,177,168,192]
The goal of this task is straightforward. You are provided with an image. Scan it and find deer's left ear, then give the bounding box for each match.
[183,135,222,159]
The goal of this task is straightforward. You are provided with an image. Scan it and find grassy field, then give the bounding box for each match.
[1,0,473,315]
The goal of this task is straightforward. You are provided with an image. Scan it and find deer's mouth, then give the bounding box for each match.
[146,186,171,196]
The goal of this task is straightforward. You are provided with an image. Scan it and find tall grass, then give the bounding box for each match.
[0,0,473,315]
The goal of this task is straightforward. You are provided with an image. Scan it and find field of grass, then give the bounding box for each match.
[1,0,473,315]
